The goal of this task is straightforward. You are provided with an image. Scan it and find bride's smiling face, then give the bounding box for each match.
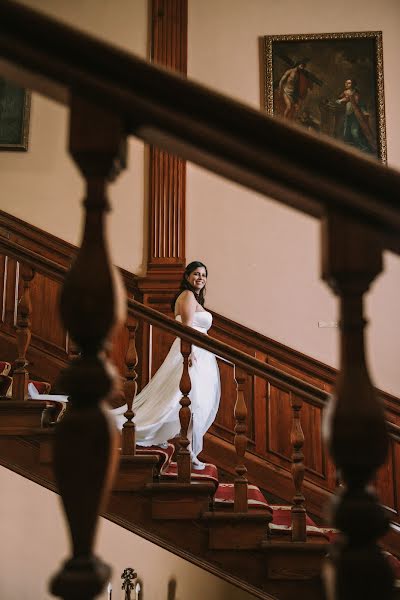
[187,266,207,292]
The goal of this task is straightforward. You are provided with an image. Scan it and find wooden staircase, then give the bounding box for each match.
[0,412,329,600]
[0,1,399,598]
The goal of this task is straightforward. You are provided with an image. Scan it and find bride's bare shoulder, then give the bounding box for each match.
[177,290,195,301]
[175,290,196,311]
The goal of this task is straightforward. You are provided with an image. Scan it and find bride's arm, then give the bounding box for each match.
[178,290,197,327]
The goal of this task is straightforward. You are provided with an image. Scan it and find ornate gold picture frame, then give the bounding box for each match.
[0,78,31,151]
[263,31,386,162]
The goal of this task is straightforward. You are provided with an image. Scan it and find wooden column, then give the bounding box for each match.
[147,0,187,276]
[321,213,393,599]
[12,264,34,401]
[50,97,126,600]
[139,0,188,385]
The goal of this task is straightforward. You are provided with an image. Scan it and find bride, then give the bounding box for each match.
[111,261,221,470]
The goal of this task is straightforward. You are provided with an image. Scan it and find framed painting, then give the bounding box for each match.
[0,78,31,151]
[263,31,386,162]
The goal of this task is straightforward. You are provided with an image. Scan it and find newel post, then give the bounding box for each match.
[50,97,126,600]
[321,213,393,600]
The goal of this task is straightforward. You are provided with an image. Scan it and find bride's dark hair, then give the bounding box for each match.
[171,261,208,311]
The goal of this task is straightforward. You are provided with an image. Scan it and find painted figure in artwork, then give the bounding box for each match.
[275,57,323,121]
[336,78,376,154]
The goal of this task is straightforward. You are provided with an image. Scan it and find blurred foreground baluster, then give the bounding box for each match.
[322,213,393,600]
[50,97,126,600]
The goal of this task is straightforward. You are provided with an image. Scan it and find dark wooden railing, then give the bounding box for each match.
[0,0,399,598]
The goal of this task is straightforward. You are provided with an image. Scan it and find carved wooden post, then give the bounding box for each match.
[121,317,139,456]
[50,97,126,600]
[233,365,248,512]
[176,339,192,483]
[290,393,306,542]
[12,264,35,401]
[321,213,393,599]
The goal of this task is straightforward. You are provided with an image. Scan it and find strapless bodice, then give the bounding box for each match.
[175,310,212,333]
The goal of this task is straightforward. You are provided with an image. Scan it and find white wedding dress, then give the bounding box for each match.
[110,310,221,460]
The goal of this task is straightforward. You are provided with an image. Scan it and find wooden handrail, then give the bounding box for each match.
[0,1,400,255]
[0,238,67,281]
[0,231,330,406]
[128,298,329,404]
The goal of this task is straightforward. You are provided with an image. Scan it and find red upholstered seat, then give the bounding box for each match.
[162,461,219,488]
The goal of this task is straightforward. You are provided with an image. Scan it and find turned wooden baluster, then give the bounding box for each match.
[176,339,192,483]
[12,264,35,401]
[50,96,126,600]
[233,365,248,512]
[290,393,306,542]
[322,213,393,600]
[121,317,139,456]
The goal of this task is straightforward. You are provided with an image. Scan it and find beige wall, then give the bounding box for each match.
[186,0,400,396]
[1,1,400,396]
[1,0,149,274]
[0,466,258,600]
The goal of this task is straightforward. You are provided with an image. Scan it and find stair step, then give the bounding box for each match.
[162,461,219,488]
[214,482,270,510]
[203,510,272,550]
[146,481,216,519]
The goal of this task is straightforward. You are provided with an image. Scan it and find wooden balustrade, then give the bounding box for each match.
[121,317,139,456]
[177,339,192,483]
[0,3,400,594]
[50,97,126,600]
[322,214,393,599]
[233,366,248,513]
[290,393,306,542]
[12,264,35,401]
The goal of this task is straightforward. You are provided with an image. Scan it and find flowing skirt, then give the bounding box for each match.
[110,338,221,458]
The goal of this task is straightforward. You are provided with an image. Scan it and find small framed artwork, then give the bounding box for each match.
[263,31,386,162]
[0,78,31,151]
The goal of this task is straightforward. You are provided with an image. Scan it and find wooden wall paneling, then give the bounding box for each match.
[28,270,67,352]
[375,435,398,521]
[212,361,236,440]
[267,354,330,390]
[150,324,175,377]
[110,319,130,381]
[4,255,18,329]
[393,439,400,523]
[267,383,292,465]
[253,360,268,455]
[0,254,6,324]
[298,399,324,476]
